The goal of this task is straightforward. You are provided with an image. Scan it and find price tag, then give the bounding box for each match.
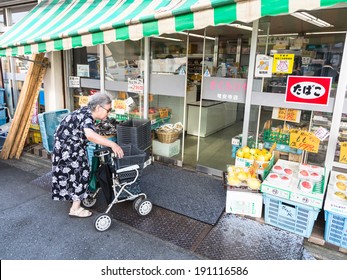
[314,126,330,141]
[339,142,347,163]
[289,130,320,153]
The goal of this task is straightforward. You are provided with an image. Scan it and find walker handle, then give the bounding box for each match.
[93,147,112,157]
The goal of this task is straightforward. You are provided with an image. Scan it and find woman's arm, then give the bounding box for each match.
[84,128,124,158]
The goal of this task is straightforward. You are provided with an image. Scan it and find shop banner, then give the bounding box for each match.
[272,107,301,123]
[285,76,332,106]
[128,78,143,94]
[339,142,347,164]
[255,55,272,77]
[289,129,320,153]
[272,54,294,74]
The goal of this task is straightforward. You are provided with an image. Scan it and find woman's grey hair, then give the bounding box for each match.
[88,92,112,111]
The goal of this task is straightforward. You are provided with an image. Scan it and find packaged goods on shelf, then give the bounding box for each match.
[261,159,326,208]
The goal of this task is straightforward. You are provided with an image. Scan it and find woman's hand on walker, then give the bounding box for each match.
[112,143,124,158]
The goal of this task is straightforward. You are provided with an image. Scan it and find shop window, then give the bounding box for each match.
[257,34,344,96]
[105,40,143,82]
[73,46,100,80]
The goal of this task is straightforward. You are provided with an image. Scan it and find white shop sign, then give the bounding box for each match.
[69,76,80,88]
[128,78,143,94]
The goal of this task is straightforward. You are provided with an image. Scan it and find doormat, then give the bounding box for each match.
[140,162,225,225]
[30,162,226,225]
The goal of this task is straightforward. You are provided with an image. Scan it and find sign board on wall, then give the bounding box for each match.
[285,76,332,106]
[272,107,301,123]
[289,130,320,153]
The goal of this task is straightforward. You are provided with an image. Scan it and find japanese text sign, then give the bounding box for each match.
[289,130,320,153]
[272,54,294,74]
[272,107,301,123]
[255,55,273,77]
[128,78,144,94]
[339,143,347,164]
[285,76,331,106]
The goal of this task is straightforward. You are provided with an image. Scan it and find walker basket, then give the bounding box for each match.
[156,129,181,143]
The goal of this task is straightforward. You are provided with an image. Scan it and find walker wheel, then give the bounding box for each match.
[132,195,145,211]
[82,197,97,208]
[136,199,152,216]
[94,213,112,232]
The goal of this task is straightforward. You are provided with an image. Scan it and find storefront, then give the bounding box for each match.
[2,0,347,244]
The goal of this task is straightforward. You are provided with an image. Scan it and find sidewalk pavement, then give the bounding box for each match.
[0,156,203,260]
[1,152,347,260]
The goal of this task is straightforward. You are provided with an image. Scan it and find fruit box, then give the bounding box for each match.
[260,159,326,209]
[324,171,347,216]
[235,153,274,180]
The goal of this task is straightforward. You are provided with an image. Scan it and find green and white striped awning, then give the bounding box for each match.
[0,0,345,56]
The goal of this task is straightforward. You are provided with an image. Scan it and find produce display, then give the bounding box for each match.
[324,171,347,216]
[261,159,326,208]
[236,146,272,162]
[226,165,261,190]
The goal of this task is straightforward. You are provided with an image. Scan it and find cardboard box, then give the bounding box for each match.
[153,139,180,157]
[260,159,326,208]
[226,191,263,218]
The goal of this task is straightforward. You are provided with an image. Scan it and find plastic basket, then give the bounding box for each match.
[115,144,146,170]
[117,119,151,150]
[38,109,70,153]
[324,210,347,249]
[263,193,320,238]
[0,117,6,126]
[156,129,181,143]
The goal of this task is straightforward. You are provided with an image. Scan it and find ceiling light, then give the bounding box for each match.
[228,24,262,32]
[258,33,299,37]
[305,31,346,35]
[291,12,334,28]
[151,36,183,42]
[178,32,215,41]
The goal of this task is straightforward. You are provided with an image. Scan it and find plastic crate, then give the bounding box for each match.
[38,109,70,153]
[0,106,6,119]
[0,88,4,104]
[263,129,290,145]
[26,130,42,144]
[117,119,151,150]
[324,211,347,249]
[0,117,6,126]
[263,193,320,238]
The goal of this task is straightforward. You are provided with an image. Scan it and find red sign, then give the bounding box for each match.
[285,76,332,106]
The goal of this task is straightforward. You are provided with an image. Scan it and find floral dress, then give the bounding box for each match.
[51,106,95,201]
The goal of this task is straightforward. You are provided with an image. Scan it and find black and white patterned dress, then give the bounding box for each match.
[51,106,95,201]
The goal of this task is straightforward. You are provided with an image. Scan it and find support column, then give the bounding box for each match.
[44,52,64,111]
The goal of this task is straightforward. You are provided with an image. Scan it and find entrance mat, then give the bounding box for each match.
[140,162,225,225]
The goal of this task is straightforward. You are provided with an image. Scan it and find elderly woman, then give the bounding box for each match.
[51,92,123,218]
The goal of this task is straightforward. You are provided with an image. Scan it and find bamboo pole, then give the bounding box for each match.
[0,53,45,160]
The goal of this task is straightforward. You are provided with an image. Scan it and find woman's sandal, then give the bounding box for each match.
[69,207,92,218]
